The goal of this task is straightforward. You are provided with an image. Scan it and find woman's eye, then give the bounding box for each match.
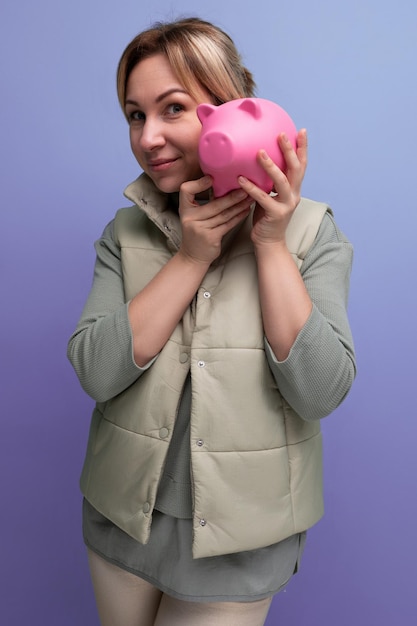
[167,103,183,115]
[128,111,145,123]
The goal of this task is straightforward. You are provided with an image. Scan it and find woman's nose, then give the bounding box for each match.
[139,118,165,151]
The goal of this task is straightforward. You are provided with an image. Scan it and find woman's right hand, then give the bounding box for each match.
[178,175,253,266]
[126,177,251,367]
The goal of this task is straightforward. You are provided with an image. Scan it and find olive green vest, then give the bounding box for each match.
[80,174,330,558]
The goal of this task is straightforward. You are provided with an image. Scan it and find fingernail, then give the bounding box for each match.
[260,150,269,160]
[236,189,248,199]
[238,175,248,184]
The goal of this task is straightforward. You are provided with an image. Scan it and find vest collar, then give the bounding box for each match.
[124,173,182,249]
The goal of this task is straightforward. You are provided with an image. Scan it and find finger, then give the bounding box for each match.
[200,188,250,220]
[180,175,212,205]
[258,149,293,200]
[210,195,253,227]
[295,128,308,169]
[238,171,284,205]
[277,133,302,172]
[284,129,308,173]
[275,132,306,188]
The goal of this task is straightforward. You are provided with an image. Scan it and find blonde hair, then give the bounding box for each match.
[116,17,256,114]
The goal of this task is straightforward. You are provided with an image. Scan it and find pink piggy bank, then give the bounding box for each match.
[197,98,297,197]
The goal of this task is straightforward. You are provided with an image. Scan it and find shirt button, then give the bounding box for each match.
[197,360,205,368]
[143,502,151,514]
[203,291,211,299]
[179,352,189,363]
[199,518,207,527]
[159,427,169,439]
[196,439,204,447]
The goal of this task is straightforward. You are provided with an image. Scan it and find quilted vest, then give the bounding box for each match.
[80,174,330,558]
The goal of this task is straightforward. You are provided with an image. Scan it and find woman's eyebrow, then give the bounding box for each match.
[125,88,189,108]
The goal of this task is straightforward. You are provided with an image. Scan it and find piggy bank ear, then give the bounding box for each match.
[197,103,217,123]
[238,98,262,119]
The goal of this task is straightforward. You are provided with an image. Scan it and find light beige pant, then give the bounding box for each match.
[87,549,273,626]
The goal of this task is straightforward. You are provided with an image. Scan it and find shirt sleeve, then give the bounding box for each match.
[67,221,155,403]
[265,211,356,421]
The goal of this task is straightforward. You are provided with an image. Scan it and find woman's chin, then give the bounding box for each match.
[146,166,205,195]
[147,173,182,194]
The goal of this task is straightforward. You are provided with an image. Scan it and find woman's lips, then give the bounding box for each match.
[147,158,179,171]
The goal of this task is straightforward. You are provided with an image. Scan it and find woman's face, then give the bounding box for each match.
[125,54,211,193]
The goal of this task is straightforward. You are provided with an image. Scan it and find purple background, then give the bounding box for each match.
[1,0,416,624]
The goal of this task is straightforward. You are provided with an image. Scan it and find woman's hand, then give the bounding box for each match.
[178,176,253,265]
[127,175,252,367]
[238,129,308,248]
[238,129,312,361]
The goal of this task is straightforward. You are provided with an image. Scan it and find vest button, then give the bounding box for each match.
[199,518,207,527]
[203,291,211,299]
[197,360,205,368]
[179,352,189,363]
[196,439,204,447]
[159,427,169,439]
[143,502,151,514]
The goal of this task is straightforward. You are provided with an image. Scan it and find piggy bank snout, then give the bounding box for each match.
[199,131,235,169]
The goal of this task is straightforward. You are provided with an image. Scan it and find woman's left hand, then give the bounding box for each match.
[238,128,308,247]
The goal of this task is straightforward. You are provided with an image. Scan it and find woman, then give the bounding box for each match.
[68,16,356,626]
